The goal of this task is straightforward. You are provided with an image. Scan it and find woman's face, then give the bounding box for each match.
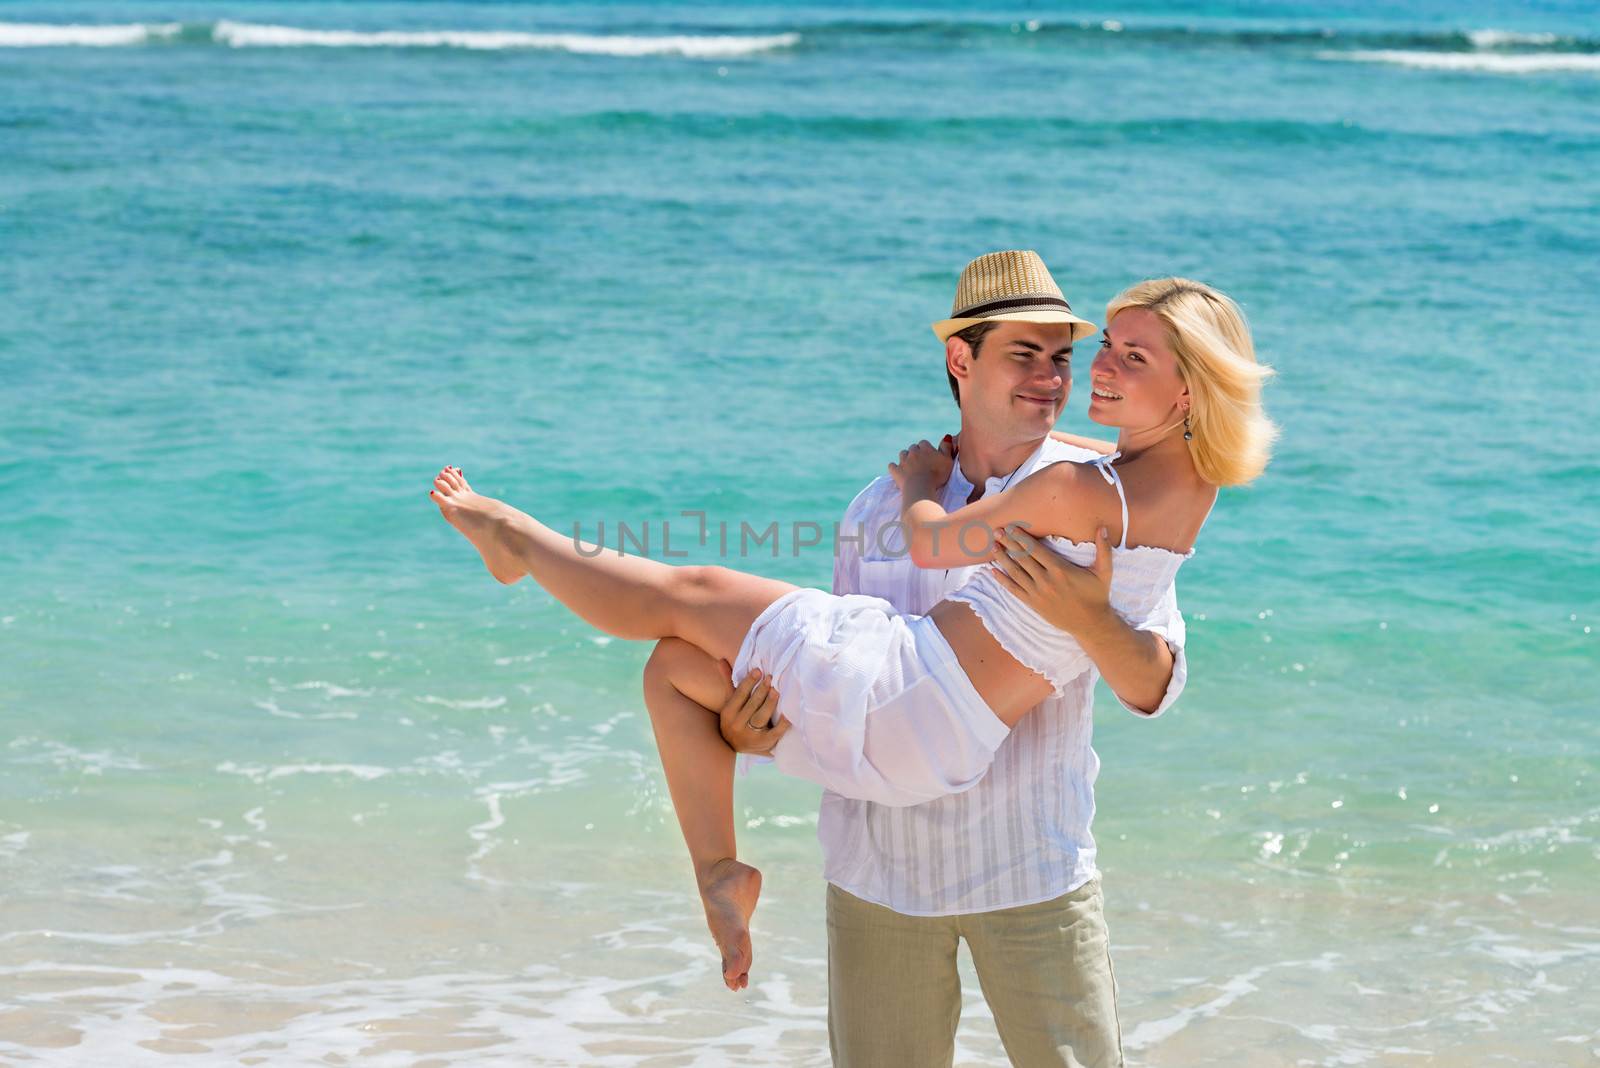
[1086,307,1189,430]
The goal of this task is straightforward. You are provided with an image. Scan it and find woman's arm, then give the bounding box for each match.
[891,443,1096,570]
[1049,430,1117,455]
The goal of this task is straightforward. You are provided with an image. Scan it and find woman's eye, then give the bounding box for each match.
[1128,353,1144,363]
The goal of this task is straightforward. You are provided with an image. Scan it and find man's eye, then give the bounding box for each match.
[1053,356,1071,365]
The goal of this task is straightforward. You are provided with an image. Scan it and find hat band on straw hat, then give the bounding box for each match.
[953,295,1074,319]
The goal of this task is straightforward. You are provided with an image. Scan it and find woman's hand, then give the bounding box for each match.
[989,524,1114,637]
[715,666,791,756]
[888,435,956,494]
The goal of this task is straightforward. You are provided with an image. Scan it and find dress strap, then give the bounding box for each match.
[1091,451,1130,550]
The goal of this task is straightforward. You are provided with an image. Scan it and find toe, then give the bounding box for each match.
[728,938,751,983]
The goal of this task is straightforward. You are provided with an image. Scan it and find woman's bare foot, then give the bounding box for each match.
[698,857,762,991]
[429,466,525,585]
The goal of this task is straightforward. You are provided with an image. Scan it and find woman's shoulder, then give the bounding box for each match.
[1019,454,1120,504]
[1031,451,1114,482]
[1121,469,1217,554]
[1009,455,1124,542]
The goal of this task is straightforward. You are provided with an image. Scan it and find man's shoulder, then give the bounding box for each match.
[1039,437,1104,467]
[841,474,898,523]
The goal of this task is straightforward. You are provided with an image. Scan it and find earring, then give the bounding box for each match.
[1183,412,1193,441]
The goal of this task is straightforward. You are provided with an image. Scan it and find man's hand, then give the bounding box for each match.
[989,524,1114,637]
[888,436,956,494]
[715,664,791,756]
[992,524,1177,713]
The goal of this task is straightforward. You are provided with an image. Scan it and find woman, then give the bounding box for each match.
[429,278,1276,990]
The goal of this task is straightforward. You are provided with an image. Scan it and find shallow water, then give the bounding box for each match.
[2,0,1597,1062]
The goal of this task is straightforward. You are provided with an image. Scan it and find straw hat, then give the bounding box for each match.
[931,250,1097,342]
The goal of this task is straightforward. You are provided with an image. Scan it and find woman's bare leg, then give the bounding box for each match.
[430,466,794,664]
[643,637,765,991]
[433,467,783,988]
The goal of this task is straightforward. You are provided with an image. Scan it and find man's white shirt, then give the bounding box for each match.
[818,436,1188,915]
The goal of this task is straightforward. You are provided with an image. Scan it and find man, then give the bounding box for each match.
[724,250,1187,1067]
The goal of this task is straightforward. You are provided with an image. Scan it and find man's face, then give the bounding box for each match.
[949,321,1078,441]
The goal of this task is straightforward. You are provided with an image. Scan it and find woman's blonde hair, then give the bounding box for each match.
[1105,278,1278,486]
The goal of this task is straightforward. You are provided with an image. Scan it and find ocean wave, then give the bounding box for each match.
[0,16,1591,62]
[1466,29,1562,49]
[214,760,392,783]
[793,19,1598,54]
[0,19,798,57]
[0,21,179,47]
[211,20,800,57]
[1322,49,1600,74]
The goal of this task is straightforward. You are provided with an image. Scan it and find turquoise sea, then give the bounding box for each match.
[2,1,1596,1062]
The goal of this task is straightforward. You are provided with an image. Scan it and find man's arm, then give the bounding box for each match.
[1074,611,1180,716]
[832,477,889,596]
[1110,585,1187,717]
[1049,430,1117,456]
[990,525,1187,716]
[833,501,863,596]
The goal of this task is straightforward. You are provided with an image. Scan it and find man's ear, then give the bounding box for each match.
[946,336,973,384]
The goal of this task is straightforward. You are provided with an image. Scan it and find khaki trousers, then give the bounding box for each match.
[826,879,1124,1068]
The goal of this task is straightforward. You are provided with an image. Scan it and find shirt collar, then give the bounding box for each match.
[949,437,1053,502]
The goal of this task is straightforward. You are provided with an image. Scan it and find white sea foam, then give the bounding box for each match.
[0,21,179,47]
[211,20,800,58]
[215,760,392,782]
[0,951,828,1065]
[9,737,147,775]
[1466,29,1562,49]
[1322,49,1600,74]
[417,693,508,710]
[0,829,29,860]
[253,697,358,721]
[287,679,374,699]
[465,791,507,885]
[1123,952,1342,1050]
